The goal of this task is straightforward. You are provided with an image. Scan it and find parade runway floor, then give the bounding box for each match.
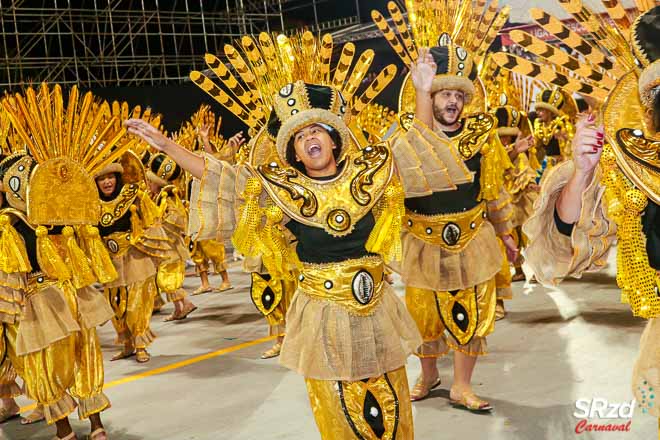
[3,251,657,440]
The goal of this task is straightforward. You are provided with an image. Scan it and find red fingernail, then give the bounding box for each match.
[587,114,595,122]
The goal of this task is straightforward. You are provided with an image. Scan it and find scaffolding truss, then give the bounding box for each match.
[0,0,362,88]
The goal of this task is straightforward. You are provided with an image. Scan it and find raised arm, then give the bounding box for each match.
[555,114,604,223]
[125,118,205,178]
[410,47,436,128]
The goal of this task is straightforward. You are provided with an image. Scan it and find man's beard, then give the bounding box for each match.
[433,105,461,126]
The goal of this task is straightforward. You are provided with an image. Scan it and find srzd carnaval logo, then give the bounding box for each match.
[573,399,635,434]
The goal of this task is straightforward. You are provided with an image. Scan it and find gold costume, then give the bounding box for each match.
[514,3,660,419]
[185,30,421,438]
[374,0,514,359]
[149,153,191,304]
[0,83,127,425]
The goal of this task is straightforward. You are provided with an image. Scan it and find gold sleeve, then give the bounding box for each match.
[486,187,515,236]
[522,161,616,285]
[187,153,237,242]
[390,119,473,198]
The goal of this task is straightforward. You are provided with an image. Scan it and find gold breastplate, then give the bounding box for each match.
[99,184,139,227]
[451,113,495,160]
[255,142,393,237]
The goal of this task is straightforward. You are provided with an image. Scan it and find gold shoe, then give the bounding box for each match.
[20,405,44,425]
[0,406,19,423]
[410,375,441,401]
[449,388,492,412]
[192,286,213,296]
[135,349,150,363]
[260,342,282,359]
[216,281,233,292]
[495,300,506,321]
[110,348,135,361]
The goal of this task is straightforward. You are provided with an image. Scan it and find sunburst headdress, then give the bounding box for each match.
[1,83,134,225]
[372,0,511,115]
[189,30,397,166]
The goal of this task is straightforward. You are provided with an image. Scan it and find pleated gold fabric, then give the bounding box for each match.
[405,278,496,357]
[16,279,80,356]
[305,366,413,440]
[0,272,24,324]
[522,161,615,285]
[399,221,502,292]
[105,276,157,349]
[104,247,158,289]
[280,257,422,381]
[157,260,187,302]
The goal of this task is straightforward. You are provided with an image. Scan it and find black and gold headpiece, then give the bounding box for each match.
[147,152,182,187]
[535,88,565,116]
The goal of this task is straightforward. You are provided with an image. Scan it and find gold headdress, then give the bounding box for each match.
[1,84,134,225]
[190,30,397,166]
[372,0,511,115]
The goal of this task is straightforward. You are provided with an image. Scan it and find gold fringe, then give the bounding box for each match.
[231,177,263,256]
[0,214,31,273]
[62,226,96,289]
[35,226,70,281]
[479,133,513,201]
[78,226,118,284]
[366,176,405,263]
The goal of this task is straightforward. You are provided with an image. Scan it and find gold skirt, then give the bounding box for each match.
[280,256,422,381]
[305,366,413,439]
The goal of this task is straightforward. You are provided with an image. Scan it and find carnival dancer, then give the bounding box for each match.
[1,84,126,440]
[126,30,422,439]
[373,0,517,408]
[497,2,660,430]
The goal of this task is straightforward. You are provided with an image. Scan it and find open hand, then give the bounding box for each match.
[198,124,211,142]
[227,131,246,149]
[514,134,535,154]
[410,48,437,95]
[124,119,173,152]
[572,114,604,177]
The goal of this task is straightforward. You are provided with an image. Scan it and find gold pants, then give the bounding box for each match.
[21,277,109,425]
[405,278,496,357]
[106,276,157,349]
[305,366,413,440]
[0,322,21,398]
[156,260,187,302]
[191,239,226,273]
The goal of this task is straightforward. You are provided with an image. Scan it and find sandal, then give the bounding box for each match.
[176,304,197,320]
[20,405,45,425]
[260,342,282,359]
[52,432,77,440]
[495,300,506,321]
[449,388,492,412]
[135,349,150,363]
[0,405,20,423]
[86,428,107,440]
[410,374,441,401]
[110,348,135,361]
[216,281,233,292]
[192,286,213,296]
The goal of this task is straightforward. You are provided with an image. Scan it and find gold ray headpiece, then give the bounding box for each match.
[493,1,654,103]
[372,0,510,115]
[190,30,397,138]
[1,83,134,224]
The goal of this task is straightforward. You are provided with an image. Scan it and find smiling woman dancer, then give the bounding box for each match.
[126,31,424,439]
